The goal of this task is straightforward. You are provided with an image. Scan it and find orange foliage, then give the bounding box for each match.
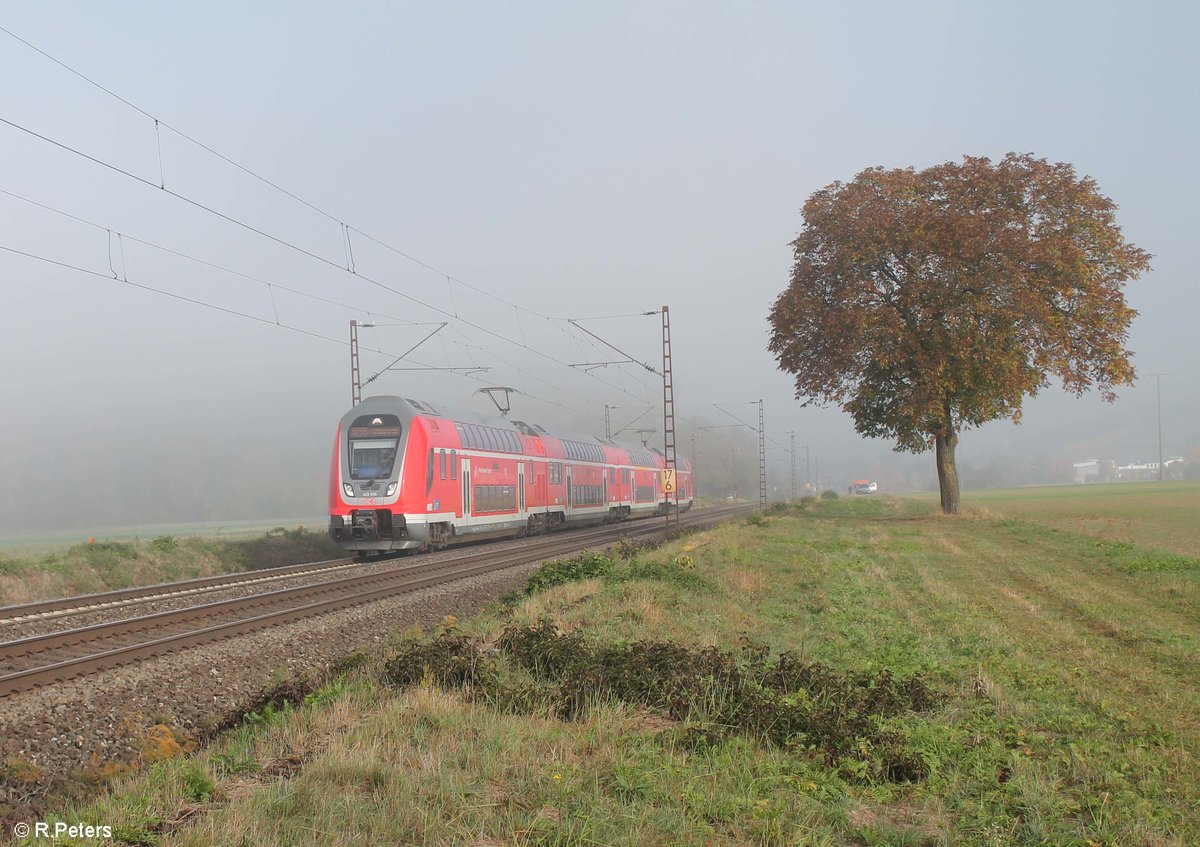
[768,153,1150,512]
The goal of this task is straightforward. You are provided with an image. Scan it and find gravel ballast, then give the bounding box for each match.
[0,559,540,818]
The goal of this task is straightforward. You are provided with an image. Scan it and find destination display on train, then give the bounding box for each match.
[349,426,401,438]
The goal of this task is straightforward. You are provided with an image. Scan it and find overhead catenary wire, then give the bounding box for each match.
[0,194,633,422]
[0,187,435,329]
[362,323,448,387]
[0,184,635,418]
[0,189,598,415]
[0,240,592,417]
[0,242,343,346]
[0,113,657,406]
[713,403,788,450]
[0,25,661,400]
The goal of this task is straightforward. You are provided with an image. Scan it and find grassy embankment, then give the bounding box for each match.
[20,489,1200,846]
[0,528,345,607]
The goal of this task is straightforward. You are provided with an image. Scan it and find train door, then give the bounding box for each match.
[460,457,473,528]
[518,463,526,515]
[566,467,572,511]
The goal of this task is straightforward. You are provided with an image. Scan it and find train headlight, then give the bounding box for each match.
[343,483,354,498]
[386,482,398,496]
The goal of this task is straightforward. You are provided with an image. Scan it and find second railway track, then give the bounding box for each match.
[0,505,748,698]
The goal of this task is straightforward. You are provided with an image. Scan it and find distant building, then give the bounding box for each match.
[1115,457,1186,482]
[1072,459,1115,484]
[1073,460,1100,484]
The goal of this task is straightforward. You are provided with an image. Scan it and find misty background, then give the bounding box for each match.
[2,1,1197,537]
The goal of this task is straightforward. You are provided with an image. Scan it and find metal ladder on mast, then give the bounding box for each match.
[662,306,678,529]
[350,320,362,406]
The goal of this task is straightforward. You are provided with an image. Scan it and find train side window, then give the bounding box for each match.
[450,451,457,480]
[439,449,446,480]
[426,448,434,493]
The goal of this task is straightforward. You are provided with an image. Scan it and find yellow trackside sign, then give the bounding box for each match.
[661,467,677,493]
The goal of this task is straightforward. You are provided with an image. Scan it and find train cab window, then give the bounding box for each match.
[347,414,402,480]
[450,451,457,480]
[439,449,447,480]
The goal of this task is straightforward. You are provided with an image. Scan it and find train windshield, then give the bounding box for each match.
[347,415,402,479]
[351,440,399,479]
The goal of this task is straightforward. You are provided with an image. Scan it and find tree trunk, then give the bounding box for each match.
[935,425,961,515]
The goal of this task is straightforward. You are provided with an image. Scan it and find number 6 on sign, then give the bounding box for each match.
[661,468,677,493]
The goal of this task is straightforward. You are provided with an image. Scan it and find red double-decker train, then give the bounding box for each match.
[328,396,692,556]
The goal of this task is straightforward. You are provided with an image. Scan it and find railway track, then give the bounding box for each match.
[0,509,721,634]
[0,557,360,626]
[0,505,748,697]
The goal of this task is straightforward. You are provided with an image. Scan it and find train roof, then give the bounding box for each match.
[350,395,674,464]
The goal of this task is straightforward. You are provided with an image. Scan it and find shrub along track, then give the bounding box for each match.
[0,506,747,698]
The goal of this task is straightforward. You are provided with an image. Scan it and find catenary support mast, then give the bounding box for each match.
[662,306,678,529]
[788,430,796,499]
[350,320,362,406]
[758,399,767,510]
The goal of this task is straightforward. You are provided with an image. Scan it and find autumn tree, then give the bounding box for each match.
[767,154,1150,514]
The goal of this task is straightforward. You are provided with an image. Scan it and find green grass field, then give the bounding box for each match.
[0,517,328,555]
[957,481,1200,558]
[20,492,1200,846]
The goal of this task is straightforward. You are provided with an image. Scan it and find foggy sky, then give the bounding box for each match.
[2,1,1197,537]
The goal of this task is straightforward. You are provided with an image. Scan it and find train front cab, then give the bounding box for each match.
[329,403,425,554]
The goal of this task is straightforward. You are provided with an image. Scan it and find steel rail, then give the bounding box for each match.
[0,505,748,696]
[0,557,355,623]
